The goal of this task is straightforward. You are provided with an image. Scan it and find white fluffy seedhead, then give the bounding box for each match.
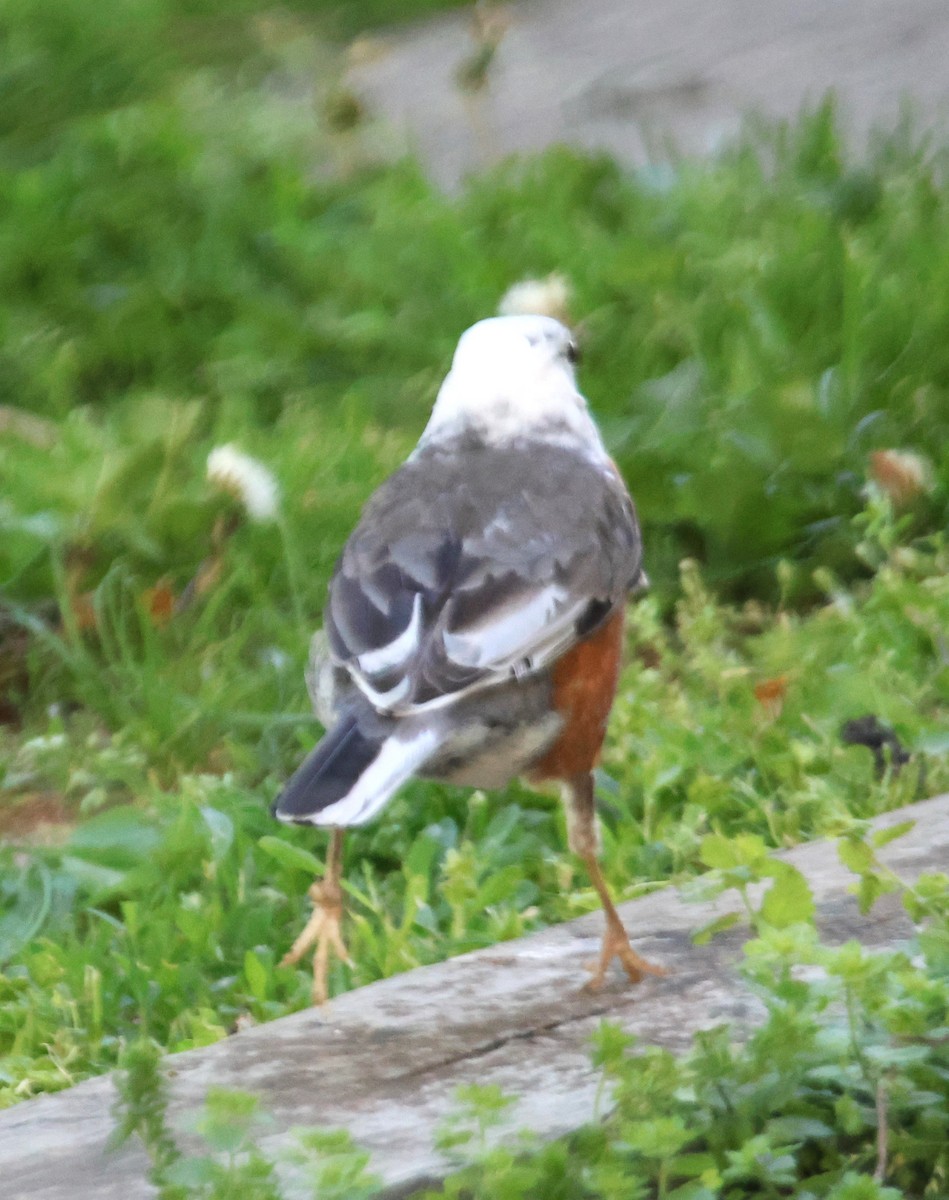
[206,445,280,522]
[498,273,571,324]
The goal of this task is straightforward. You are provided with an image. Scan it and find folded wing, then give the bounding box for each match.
[325,440,642,715]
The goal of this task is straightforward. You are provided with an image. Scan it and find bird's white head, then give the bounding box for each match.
[418,315,607,459]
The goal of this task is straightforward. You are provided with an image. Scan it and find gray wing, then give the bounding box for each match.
[325,438,642,715]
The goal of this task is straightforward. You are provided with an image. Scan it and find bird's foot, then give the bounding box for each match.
[281,879,352,1005]
[586,915,667,991]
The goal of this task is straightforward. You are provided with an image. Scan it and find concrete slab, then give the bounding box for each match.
[346,0,949,188]
[2,792,947,1199]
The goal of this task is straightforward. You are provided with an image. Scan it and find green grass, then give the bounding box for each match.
[0,0,948,1193]
[2,96,947,604]
[1,512,945,1103]
[0,0,471,163]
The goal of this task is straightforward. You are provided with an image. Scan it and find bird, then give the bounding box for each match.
[273,313,666,1004]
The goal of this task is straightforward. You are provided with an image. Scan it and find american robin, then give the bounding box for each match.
[274,314,665,1003]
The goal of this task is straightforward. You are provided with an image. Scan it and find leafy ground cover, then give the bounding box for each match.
[1,0,948,1194]
[418,844,949,1200]
[109,832,949,1199]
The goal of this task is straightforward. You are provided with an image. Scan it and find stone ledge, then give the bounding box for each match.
[2,793,947,1200]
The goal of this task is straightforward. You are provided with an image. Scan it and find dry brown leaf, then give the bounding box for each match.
[143,580,176,627]
[754,674,789,719]
[869,449,932,507]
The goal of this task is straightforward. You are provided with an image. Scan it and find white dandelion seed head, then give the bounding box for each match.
[206,444,280,522]
[498,273,572,324]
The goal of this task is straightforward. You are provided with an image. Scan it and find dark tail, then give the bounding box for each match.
[272,712,441,827]
[272,713,382,823]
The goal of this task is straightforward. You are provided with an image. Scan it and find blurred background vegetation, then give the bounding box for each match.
[0,0,946,1137]
[3,0,947,614]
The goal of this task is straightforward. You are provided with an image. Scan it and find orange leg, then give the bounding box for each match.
[565,772,667,990]
[281,828,351,1005]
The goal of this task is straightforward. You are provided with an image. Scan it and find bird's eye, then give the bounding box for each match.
[565,341,581,365]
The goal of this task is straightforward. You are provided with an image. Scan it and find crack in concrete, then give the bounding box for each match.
[397,1001,619,1081]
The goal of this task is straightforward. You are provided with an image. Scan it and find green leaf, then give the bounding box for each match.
[871,819,915,849]
[666,1152,719,1178]
[765,1115,835,1141]
[194,1087,268,1155]
[863,1042,932,1068]
[244,950,268,1002]
[164,1156,218,1188]
[760,863,815,929]
[698,833,735,870]
[837,836,875,876]
[699,832,768,871]
[257,836,323,876]
[200,806,234,862]
[692,911,741,945]
[452,1083,516,1127]
[826,1170,904,1199]
[917,730,949,755]
[834,1093,868,1135]
[623,1116,691,1158]
[0,860,52,962]
[854,871,898,915]
[403,831,443,880]
[58,855,128,900]
[68,806,163,869]
[590,1021,636,1071]
[665,1186,717,1200]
